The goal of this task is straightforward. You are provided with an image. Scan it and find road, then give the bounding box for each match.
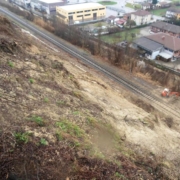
[0,6,180,121]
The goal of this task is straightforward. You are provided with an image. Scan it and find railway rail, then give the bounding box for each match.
[0,7,180,120]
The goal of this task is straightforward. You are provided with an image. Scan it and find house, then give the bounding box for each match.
[134,33,180,61]
[115,19,126,27]
[106,15,119,24]
[124,10,152,26]
[156,2,171,8]
[166,7,180,19]
[134,37,163,60]
[151,21,180,38]
[177,13,180,20]
[141,2,151,10]
[56,3,106,25]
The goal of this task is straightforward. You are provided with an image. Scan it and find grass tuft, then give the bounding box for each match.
[14,132,30,143]
[56,120,84,137]
[30,116,44,126]
[8,61,14,68]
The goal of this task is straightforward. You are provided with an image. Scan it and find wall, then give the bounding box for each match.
[31,0,65,14]
[151,50,160,60]
[131,14,151,25]
[56,4,106,24]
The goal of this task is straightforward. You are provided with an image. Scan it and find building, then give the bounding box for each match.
[31,0,66,14]
[124,10,152,26]
[134,37,163,60]
[166,7,180,19]
[141,2,151,10]
[106,15,119,24]
[134,33,180,61]
[56,3,106,25]
[151,21,180,38]
[156,2,171,8]
[12,0,31,8]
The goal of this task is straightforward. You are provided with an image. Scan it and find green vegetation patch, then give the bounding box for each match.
[100,28,140,43]
[98,1,117,5]
[29,115,44,126]
[56,120,84,137]
[29,78,34,84]
[7,61,14,68]
[40,138,48,145]
[151,8,168,16]
[14,132,31,143]
[151,6,180,16]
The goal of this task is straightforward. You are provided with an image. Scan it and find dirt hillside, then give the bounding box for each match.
[0,15,180,179]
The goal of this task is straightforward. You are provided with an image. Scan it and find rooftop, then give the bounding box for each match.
[167,7,180,13]
[133,10,151,16]
[147,33,180,51]
[125,10,151,17]
[107,15,116,20]
[151,21,180,34]
[58,3,105,11]
[134,37,163,52]
[39,0,63,3]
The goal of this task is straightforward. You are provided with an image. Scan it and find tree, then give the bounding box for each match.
[152,0,157,4]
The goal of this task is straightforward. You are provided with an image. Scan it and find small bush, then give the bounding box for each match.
[86,116,96,125]
[44,97,49,103]
[8,61,14,68]
[114,172,126,179]
[40,138,48,145]
[30,116,44,126]
[29,78,34,84]
[14,132,29,143]
[55,131,63,141]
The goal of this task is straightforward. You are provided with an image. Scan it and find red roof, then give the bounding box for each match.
[116,19,126,25]
[147,33,180,51]
[125,10,151,17]
[116,20,124,25]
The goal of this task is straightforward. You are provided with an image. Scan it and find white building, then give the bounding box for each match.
[166,7,180,19]
[13,0,31,7]
[124,10,152,26]
[30,0,66,14]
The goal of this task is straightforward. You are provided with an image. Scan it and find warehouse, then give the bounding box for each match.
[56,3,106,25]
[31,0,66,14]
[12,0,31,8]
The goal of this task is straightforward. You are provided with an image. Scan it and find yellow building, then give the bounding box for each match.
[56,3,106,25]
[177,13,180,20]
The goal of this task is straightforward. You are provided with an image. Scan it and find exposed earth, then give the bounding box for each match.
[0,14,180,180]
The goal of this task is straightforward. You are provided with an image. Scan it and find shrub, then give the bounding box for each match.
[44,97,49,103]
[29,78,34,84]
[14,132,29,143]
[56,120,84,137]
[40,138,48,145]
[8,61,14,68]
[30,116,44,126]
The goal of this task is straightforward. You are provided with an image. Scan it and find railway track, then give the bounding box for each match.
[0,7,180,120]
